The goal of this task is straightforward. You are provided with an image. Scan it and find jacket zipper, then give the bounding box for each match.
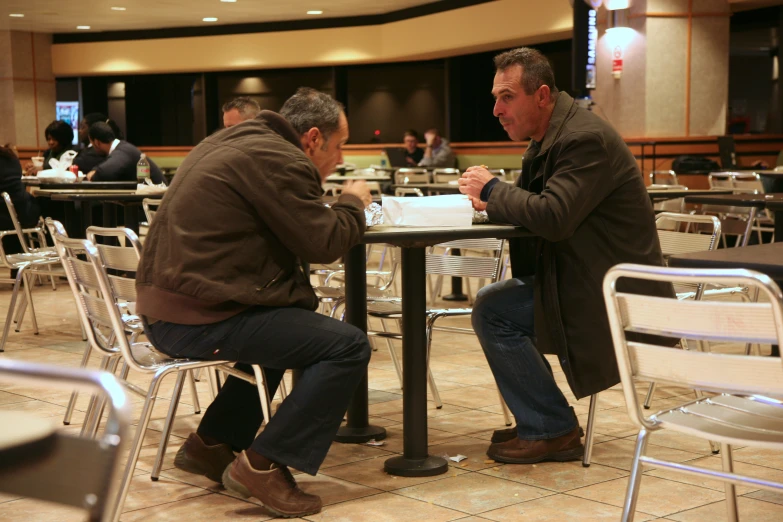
[263,268,285,288]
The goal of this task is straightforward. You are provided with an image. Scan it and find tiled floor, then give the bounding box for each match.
[1,277,783,521]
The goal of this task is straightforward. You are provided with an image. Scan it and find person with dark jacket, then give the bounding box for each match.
[459,48,673,465]
[24,120,75,175]
[0,146,40,253]
[135,88,372,518]
[73,113,111,174]
[86,122,163,183]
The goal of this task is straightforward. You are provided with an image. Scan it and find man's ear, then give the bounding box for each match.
[537,85,551,106]
[300,127,321,154]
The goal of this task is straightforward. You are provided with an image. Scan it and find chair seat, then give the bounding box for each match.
[315,285,391,301]
[4,253,59,268]
[654,394,783,450]
[367,299,472,319]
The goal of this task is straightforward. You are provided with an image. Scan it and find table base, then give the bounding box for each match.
[384,455,448,477]
[334,425,387,444]
[442,293,468,301]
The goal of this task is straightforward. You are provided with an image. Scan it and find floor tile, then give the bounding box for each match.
[121,472,210,513]
[320,456,466,492]
[479,461,629,492]
[294,474,383,506]
[666,496,783,521]
[644,455,783,495]
[320,441,398,469]
[121,492,272,521]
[589,438,704,472]
[427,410,508,437]
[0,498,87,522]
[302,492,464,522]
[480,493,657,521]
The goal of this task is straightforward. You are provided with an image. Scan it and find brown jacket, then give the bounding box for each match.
[487,92,674,399]
[136,111,365,324]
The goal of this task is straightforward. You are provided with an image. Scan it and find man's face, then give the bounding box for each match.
[223,108,244,128]
[403,135,418,153]
[307,112,349,181]
[492,65,545,142]
[79,120,90,144]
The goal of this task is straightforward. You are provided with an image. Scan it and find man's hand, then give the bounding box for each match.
[86,170,96,181]
[468,196,487,212]
[424,132,435,147]
[458,166,494,200]
[342,180,373,208]
[405,156,417,165]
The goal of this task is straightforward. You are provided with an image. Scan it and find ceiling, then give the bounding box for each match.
[0,0,439,34]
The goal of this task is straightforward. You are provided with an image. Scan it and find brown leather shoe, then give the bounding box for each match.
[222,451,322,518]
[491,407,584,444]
[487,426,584,464]
[173,433,236,483]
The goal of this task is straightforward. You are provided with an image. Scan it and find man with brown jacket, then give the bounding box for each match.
[459,48,672,465]
[136,88,372,517]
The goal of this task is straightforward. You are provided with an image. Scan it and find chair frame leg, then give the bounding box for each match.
[251,364,272,425]
[425,318,442,409]
[63,343,93,425]
[188,371,201,415]
[21,271,39,335]
[382,319,403,389]
[151,371,187,481]
[1,264,27,351]
[583,394,598,467]
[621,428,650,522]
[81,355,114,437]
[721,443,739,522]
[643,382,656,410]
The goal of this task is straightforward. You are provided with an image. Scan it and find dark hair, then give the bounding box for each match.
[493,47,558,97]
[0,144,17,160]
[280,87,344,141]
[424,128,441,137]
[83,112,107,127]
[403,130,419,140]
[89,122,116,144]
[222,96,261,120]
[45,120,74,149]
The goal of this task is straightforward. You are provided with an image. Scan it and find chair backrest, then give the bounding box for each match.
[1,192,46,255]
[655,212,721,257]
[603,264,783,431]
[394,187,424,197]
[426,239,505,280]
[86,226,142,303]
[708,172,735,189]
[649,170,678,185]
[142,198,160,225]
[394,168,430,184]
[731,172,764,193]
[432,168,460,183]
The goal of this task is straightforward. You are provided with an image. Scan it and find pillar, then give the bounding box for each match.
[591,0,731,137]
[0,31,56,148]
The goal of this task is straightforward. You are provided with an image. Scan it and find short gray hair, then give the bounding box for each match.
[280,87,344,141]
[494,47,558,98]
[222,96,261,120]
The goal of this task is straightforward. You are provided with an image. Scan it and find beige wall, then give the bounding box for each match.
[0,31,56,148]
[51,0,573,77]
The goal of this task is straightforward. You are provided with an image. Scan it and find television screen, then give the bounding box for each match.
[56,101,80,145]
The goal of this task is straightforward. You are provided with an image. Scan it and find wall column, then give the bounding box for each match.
[0,31,55,148]
[591,0,730,137]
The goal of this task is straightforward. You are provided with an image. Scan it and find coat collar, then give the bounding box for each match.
[535,91,576,157]
[257,110,304,150]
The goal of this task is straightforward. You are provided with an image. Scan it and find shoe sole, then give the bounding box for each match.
[488,445,585,465]
[173,447,227,484]
[491,427,585,445]
[221,465,321,519]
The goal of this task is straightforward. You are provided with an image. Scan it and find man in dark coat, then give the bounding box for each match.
[459,47,672,465]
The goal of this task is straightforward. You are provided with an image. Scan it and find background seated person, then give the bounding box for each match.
[24,120,75,175]
[403,130,424,165]
[222,96,261,128]
[418,128,456,168]
[73,113,116,174]
[0,145,41,255]
[86,122,164,183]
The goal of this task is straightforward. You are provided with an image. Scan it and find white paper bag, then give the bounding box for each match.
[381,194,473,227]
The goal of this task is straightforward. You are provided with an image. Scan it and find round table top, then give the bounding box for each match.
[0,411,56,471]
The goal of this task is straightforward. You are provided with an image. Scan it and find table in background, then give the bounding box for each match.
[325,174,392,183]
[684,193,783,243]
[23,180,138,190]
[48,192,164,237]
[339,224,533,477]
[646,188,732,202]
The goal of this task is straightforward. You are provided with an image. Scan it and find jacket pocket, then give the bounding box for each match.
[262,268,286,288]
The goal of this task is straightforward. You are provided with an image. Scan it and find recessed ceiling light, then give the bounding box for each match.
[307,10,323,15]
[111,7,127,11]
[9,13,25,18]
[203,17,218,22]
[77,25,91,30]
[220,0,237,3]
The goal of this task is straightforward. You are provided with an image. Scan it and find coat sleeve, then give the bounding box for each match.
[92,147,132,182]
[486,131,615,242]
[237,157,366,264]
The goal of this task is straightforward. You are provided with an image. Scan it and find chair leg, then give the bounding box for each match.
[382,319,403,389]
[1,266,26,351]
[425,320,442,409]
[721,443,739,522]
[192,368,202,381]
[278,372,288,400]
[583,394,599,468]
[188,371,201,415]
[643,382,656,410]
[251,365,272,425]
[206,368,220,400]
[86,357,121,438]
[113,368,170,521]
[13,292,26,327]
[621,429,650,522]
[81,355,114,437]
[151,370,187,481]
[21,272,39,335]
[63,343,93,425]
[498,387,512,426]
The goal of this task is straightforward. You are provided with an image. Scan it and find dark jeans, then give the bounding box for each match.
[472,277,577,440]
[143,305,372,475]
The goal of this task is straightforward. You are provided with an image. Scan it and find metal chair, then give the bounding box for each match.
[394,187,424,197]
[394,168,430,185]
[649,170,678,186]
[0,359,130,522]
[604,263,783,522]
[648,184,689,213]
[142,198,160,225]
[366,239,507,419]
[49,230,274,518]
[432,168,461,183]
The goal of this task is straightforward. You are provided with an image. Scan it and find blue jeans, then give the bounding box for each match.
[472,277,577,440]
[144,306,371,475]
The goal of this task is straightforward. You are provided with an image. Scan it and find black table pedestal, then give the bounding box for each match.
[383,246,448,477]
[334,244,387,444]
[442,249,468,301]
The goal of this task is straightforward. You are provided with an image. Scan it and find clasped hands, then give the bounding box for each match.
[458,165,494,211]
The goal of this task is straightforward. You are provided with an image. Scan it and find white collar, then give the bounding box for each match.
[109,139,121,155]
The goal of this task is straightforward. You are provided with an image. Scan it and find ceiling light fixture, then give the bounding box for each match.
[307,10,323,15]
[221,0,238,3]
[111,7,127,11]
[9,13,25,17]
[203,17,218,22]
[77,25,91,30]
